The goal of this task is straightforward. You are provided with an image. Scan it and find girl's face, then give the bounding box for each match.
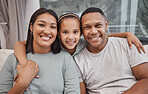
[30,13,57,52]
[59,18,81,50]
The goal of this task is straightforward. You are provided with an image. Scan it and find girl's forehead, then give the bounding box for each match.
[61,17,80,23]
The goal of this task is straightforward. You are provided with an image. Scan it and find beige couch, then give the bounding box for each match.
[144,45,148,57]
[0,45,148,71]
[0,49,13,71]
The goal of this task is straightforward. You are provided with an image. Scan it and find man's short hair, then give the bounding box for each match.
[80,7,106,20]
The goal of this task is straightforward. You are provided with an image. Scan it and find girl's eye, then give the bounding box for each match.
[63,31,68,34]
[73,31,79,34]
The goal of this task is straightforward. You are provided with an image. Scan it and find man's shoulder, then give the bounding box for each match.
[109,37,127,43]
[109,37,129,47]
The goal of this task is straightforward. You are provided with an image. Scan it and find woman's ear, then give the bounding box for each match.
[30,23,33,32]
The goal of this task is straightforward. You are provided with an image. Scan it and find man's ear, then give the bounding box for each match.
[105,20,108,31]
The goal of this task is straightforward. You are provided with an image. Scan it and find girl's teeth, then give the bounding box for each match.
[68,42,74,44]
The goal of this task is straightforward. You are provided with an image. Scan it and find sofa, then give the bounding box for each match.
[0,49,14,71]
[144,45,148,57]
[0,45,148,71]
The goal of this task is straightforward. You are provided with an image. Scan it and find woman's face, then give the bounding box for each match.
[30,13,57,52]
[59,18,81,50]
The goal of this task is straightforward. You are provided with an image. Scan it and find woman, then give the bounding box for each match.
[0,8,80,94]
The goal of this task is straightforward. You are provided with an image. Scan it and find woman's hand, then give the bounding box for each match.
[126,32,145,54]
[15,60,39,88]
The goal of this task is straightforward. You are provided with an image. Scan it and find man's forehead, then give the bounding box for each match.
[81,12,105,23]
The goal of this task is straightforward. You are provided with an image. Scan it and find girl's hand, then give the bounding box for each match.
[126,32,145,54]
[16,60,39,88]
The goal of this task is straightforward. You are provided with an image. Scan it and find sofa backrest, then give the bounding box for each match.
[144,45,148,57]
[0,45,148,71]
[0,49,14,71]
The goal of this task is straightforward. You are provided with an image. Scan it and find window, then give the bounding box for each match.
[40,0,148,44]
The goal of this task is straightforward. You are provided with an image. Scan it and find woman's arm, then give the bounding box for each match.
[14,41,27,66]
[8,78,27,94]
[8,60,39,94]
[0,54,39,94]
[108,32,145,53]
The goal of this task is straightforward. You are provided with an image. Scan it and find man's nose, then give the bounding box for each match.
[90,27,97,35]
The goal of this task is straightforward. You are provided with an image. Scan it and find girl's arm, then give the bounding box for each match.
[80,82,86,94]
[8,61,39,94]
[14,41,27,66]
[108,32,145,53]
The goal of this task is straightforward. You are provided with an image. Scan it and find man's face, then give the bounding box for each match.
[81,12,108,50]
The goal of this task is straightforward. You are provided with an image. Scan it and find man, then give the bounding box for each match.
[74,7,148,94]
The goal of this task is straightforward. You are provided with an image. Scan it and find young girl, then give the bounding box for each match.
[0,8,80,94]
[14,13,145,65]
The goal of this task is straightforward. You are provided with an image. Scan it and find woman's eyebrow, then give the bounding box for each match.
[37,20,57,25]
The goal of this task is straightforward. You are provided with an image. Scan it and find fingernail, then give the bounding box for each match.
[36,75,40,78]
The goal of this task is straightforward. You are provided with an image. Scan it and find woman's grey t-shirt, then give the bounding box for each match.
[0,51,80,94]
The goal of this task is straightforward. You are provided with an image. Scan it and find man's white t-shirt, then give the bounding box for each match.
[74,37,148,94]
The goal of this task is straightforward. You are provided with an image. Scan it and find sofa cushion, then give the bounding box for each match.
[0,49,14,71]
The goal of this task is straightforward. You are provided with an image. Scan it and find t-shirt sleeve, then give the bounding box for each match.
[0,54,16,93]
[128,44,148,67]
[74,55,84,82]
[63,54,80,94]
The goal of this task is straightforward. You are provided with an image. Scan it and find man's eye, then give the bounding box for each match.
[96,24,102,27]
[84,26,90,29]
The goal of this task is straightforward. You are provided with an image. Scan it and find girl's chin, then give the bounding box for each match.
[65,45,76,50]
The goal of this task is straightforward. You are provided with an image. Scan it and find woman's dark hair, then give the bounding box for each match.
[26,8,61,54]
[58,13,81,33]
